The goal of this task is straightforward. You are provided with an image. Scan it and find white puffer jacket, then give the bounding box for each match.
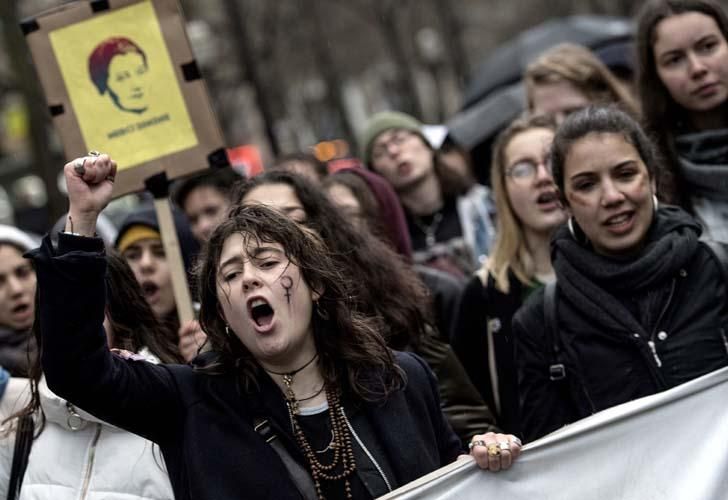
[0,362,174,499]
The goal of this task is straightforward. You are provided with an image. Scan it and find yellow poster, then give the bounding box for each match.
[49,0,197,170]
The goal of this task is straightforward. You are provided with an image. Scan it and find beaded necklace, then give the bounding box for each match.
[288,387,357,500]
[266,354,357,499]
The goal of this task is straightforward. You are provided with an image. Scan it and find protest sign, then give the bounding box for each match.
[22,0,227,197]
[23,0,229,324]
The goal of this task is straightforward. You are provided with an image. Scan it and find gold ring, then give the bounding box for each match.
[468,439,486,450]
[88,150,100,156]
[486,443,500,457]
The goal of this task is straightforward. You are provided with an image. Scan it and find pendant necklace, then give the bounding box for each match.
[265,352,319,415]
[412,211,443,247]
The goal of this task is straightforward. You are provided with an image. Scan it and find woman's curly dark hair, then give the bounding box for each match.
[195,204,404,402]
[231,170,432,350]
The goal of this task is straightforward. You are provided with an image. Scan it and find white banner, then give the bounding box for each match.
[381,367,728,499]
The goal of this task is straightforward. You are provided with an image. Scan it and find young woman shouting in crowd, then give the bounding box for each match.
[637,0,728,240]
[514,106,728,442]
[236,171,498,445]
[30,153,520,500]
[452,114,566,437]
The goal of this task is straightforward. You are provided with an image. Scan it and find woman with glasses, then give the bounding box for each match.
[514,106,728,442]
[451,114,565,437]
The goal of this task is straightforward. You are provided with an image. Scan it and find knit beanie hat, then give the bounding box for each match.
[116,224,161,253]
[359,111,425,166]
[0,224,38,253]
[115,205,200,275]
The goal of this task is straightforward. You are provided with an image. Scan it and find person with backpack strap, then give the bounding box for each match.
[452,114,565,438]
[514,106,728,442]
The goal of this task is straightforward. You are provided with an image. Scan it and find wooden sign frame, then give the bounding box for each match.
[22,0,228,198]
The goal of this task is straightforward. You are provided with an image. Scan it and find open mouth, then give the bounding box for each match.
[397,162,412,176]
[536,191,560,210]
[537,191,558,204]
[12,303,30,315]
[249,298,275,328]
[140,281,159,298]
[605,212,632,226]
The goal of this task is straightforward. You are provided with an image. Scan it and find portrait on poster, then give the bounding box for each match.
[48,0,197,171]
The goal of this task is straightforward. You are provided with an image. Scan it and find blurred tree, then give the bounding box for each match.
[430,0,470,88]
[221,0,282,155]
[301,0,356,146]
[327,0,424,118]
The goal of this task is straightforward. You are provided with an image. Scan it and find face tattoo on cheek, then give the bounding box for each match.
[280,275,293,304]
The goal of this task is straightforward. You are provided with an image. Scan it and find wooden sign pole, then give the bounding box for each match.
[145,172,195,325]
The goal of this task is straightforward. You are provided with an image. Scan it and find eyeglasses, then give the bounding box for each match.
[505,158,552,182]
[371,130,415,161]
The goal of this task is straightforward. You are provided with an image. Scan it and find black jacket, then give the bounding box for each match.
[514,215,728,442]
[32,233,462,500]
[452,271,526,437]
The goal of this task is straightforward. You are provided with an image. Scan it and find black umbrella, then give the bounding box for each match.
[462,15,633,109]
[447,82,525,151]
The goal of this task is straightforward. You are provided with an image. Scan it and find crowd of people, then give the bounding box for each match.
[1,0,728,498]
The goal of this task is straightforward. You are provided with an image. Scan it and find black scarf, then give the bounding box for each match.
[675,128,728,202]
[552,206,701,336]
[0,326,36,377]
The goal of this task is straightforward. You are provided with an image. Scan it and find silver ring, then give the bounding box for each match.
[468,439,486,450]
[74,157,86,175]
[88,150,100,157]
[498,441,510,451]
[510,437,522,447]
[106,175,115,183]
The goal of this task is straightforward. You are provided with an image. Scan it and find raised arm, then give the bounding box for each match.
[30,154,184,443]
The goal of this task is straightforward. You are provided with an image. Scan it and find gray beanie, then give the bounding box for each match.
[359,111,426,166]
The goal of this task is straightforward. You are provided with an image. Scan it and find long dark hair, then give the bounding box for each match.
[196,204,404,402]
[104,252,183,363]
[231,170,431,349]
[321,171,390,244]
[4,252,183,433]
[635,0,728,203]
